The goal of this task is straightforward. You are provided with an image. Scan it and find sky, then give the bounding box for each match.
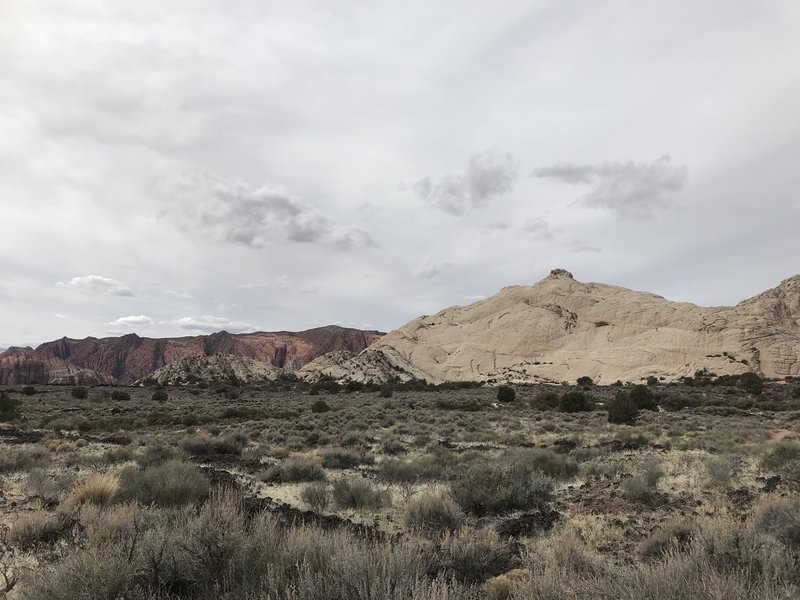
[1,1,799,348]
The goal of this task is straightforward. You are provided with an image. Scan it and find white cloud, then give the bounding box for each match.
[61,275,134,297]
[109,315,153,327]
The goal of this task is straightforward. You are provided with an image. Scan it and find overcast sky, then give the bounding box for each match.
[1,1,799,348]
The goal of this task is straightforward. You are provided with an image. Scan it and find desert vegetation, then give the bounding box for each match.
[1,374,799,598]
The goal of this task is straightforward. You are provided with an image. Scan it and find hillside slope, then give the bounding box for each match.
[0,326,383,385]
[301,269,800,385]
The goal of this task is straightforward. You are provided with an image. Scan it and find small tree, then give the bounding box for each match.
[71,387,88,400]
[629,385,657,410]
[739,372,763,395]
[576,376,593,387]
[608,391,639,425]
[311,399,330,413]
[496,385,516,403]
[0,392,22,422]
[559,391,593,413]
[379,386,393,398]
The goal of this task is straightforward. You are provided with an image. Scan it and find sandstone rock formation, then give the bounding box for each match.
[0,326,383,385]
[301,269,800,385]
[140,353,281,386]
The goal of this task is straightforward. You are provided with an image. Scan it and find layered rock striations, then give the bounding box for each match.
[0,326,383,385]
[301,269,800,385]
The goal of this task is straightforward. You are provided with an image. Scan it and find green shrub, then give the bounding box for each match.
[260,456,326,483]
[530,391,560,410]
[151,390,168,402]
[300,481,330,511]
[331,477,392,510]
[404,490,465,536]
[117,460,210,507]
[738,372,763,395]
[110,390,130,401]
[379,386,393,398]
[496,385,516,403]
[21,385,36,395]
[311,399,330,413]
[629,385,657,410]
[559,391,593,413]
[71,386,88,399]
[0,391,22,421]
[608,391,639,424]
[576,376,593,387]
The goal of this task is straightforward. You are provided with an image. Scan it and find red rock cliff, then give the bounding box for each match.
[0,326,383,385]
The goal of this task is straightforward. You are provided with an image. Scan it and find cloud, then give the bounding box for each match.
[534,155,687,219]
[414,261,451,279]
[61,275,134,297]
[165,173,376,251]
[415,151,518,215]
[168,315,260,334]
[522,219,555,241]
[109,315,153,327]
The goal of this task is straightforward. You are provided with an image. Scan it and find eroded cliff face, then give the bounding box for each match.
[0,326,383,385]
[301,270,800,385]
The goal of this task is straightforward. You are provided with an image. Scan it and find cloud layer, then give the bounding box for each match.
[166,174,376,250]
[534,156,687,219]
[415,152,518,215]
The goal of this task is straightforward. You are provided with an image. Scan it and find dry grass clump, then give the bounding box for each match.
[260,456,326,483]
[440,526,518,583]
[704,453,740,487]
[25,468,75,505]
[181,431,247,456]
[761,440,800,478]
[300,481,330,511]
[404,490,465,536]
[637,518,698,560]
[0,444,50,474]
[621,461,665,505]
[751,495,800,550]
[451,461,554,516]
[331,477,392,510]
[117,460,209,507]
[67,473,119,507]
[7,510,72,550]
[320,447,375,469]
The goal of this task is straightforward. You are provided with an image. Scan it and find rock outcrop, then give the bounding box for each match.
[0,326,383,385]
[301,269,800,385]
[140,353,282,386]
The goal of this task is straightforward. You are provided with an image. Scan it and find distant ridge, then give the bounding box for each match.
[301,269,800,385]
[0,326,383,385]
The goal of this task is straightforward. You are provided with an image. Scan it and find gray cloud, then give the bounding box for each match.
[166,174,376,251]
[414,261,451,280]
[61,275,134,297]
[534,155,687,219]
[415,151,518,215]
[522,219,555,241]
